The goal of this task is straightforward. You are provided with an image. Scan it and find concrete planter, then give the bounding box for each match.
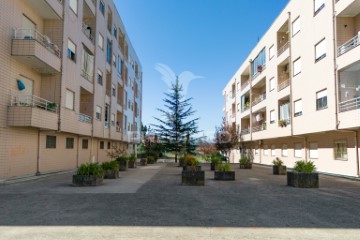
[181,170,205,186]
[104,169,119,179]
[140,158,147,166]
[72,175,103,186]
[214,171,235,181]
[210,162,216,171]
[182,166,201,172]
[118,160,128,171]
[128,161,136,168]
[287,172,319,188]
[273,165,287,175]
[240,163,252,169]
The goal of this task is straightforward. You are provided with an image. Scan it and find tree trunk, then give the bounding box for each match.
[175,153,178,163]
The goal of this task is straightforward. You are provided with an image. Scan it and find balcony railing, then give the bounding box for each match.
[252,93,266,107]
[13,28,61,58]
[240,128,250,135]
[339,97,360,112]
[278,79,290,92]
[252,65,266,80]
[252,124,266,133]
[10,94,58,113]
[81,69,94,82]
[79,113,92,123]
[338,34,359,56]
[241,80,250,90]
[82,24,95,44]
[277,41,290,57]
[116,126,122,132]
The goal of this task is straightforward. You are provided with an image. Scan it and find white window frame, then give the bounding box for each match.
[334,140,348,160]
[269,45,275,60]
[270,110,275,124]
[69,0,78,14]
[271,145,276,157]
[65,89,74,110]
[314,0,325,15]
[292,17,300,36]
[309,142,318,159]
[67,39,76,62]
[294,99,302,117]
[315,38,326,62]
[293,57,301,76]
[97,69,103,85]
[282,144,288,157]
[112,53,116,66]
[294,143,302,158]
[111,113,115,126]
[112,84,116,96]
[316,89,328,110]
[264,145,269,156]
[98,33,104,50]
[269,77,275,92]
[96,106,102,121]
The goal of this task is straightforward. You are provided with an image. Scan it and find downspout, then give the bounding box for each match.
[36,129,41,176]
[76,135,80,168]
[332,0,340,131]
[249,60,253,144]
[288,11,294,137]
[355,131,359,177]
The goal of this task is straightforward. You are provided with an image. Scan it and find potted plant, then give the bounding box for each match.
[287,160,319,188]
[73,162,104,186]
[272,157,286,175]
[214,163,235,180]
[128,154,137,168]
[147,155,156,164]
[182,155,201,172]
[239,156,252,169]
[116,156,128,171]
[101,160,119,179]
[278,119,287,127]
[181,155,205,186]
[210,155,221,171]
[140,156,148,166]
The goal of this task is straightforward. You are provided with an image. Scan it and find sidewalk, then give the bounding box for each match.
[0,163,360,239]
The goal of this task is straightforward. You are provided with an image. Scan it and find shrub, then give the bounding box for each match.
[211,155,222,164]
[240,156,251,165]
[185,155,199,166]
[147,155,156,164]
[77,163,104,177]
[293,160,316,173]
[216,163,232,171]
[129,154,136,163]
[116,156,128,163]
[272,157,283,166]
[101,160,119,170]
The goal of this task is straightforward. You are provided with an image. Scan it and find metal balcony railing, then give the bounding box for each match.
[13,28,61,58]
[252,93,266,107]
[240,128,250,135]
[241,80,250,90]
[277,41,290,57]
[82,24,95,44]
[252,124,266,133]
[278,79,290,92]
[10,94,58,113]
[338,34,359,56]
[339,97,360,112]
[79,113,92,123]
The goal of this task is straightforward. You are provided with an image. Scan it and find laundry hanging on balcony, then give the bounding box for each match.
[17,80,25,91]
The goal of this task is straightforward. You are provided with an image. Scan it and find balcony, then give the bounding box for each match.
[339,97,360,112]
[79,113,92,124]
[241,80,250,91]
[252,93,266,107]
[252,124,266,133]
[338,34,359,56]
[25,0,63,19]
[11,29,61,73]
[278,79,290,92]
[277,41,290,57]
[82,24,95,44]
[240,128,250,135]
[7,94,58,130]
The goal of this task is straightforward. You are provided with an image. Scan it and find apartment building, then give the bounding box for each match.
[0,0,142,180]
[223,0,360,177]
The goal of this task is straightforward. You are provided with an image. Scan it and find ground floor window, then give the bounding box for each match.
[100,141,104,149]
[294,143,302,158]
[334,140,347,160]
[82,139,88,149]
[66,138,74,149]
[271,145,276,156]
[281,144,288,157]
[309,142,318,159]
[46,135,56,149]
[263,145,268,156]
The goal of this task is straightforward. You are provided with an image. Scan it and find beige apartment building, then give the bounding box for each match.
[223,0,360,177]
[0,0,142,180]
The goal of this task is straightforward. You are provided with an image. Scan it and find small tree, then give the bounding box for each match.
[214,117,239,159]
[152,78,199,163]
[196,139,216,161]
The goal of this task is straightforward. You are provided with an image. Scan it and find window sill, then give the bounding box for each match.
[315,54,326,63]
[314,3,325,17]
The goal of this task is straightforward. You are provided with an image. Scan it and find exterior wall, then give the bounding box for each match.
[0,0,142,180]
[224,0,360,178]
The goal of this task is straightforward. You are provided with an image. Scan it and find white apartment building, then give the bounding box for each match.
[223,0,360,177]
[0,0,142,180]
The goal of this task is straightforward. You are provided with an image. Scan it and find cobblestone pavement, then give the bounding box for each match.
[1,162,360,239]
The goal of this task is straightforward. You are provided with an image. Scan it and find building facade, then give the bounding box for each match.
[0,0,142,180]
[223,0,360,177]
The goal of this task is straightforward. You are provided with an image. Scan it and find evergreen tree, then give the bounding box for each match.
[153,78,199,163]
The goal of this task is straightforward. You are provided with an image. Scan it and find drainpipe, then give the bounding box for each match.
[36,129,41,176]
[332,0,340,130]
[249,59,253,144]
[76,135,80,168]
[288,11,294,137]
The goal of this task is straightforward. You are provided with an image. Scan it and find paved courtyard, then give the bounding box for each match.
[1,162,360,239]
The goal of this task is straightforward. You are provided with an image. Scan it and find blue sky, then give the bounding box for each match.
[115,0,288,138]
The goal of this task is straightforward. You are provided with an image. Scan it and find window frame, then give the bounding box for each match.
[99,0,105,16]
[98,33,104,50]
[67,39,76,62]
[96,105,102,121]
[309,142,318,159]
[263,145,269,156]
[281,144,288,157]
[65,89,74,110]
[82,139,88,149]
[271,145,276,157]
[270,110,276,124]
[66,137,74,149]
[293,57,301,76]
[316,89,328,111]
[315,38,326,62]
[294,99,302,117]
[314,0,325,16]
[294,143,302,158]
[292,17,300,37]
[334,140,348,160]
[100,141,104,149]
[269,45,275,60]
[46,135,56,149]
[97,69,103,85]
[69,0,78,15]
[269,77,275,92]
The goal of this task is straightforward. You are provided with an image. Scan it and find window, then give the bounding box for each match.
[294,143,302,158]
[271,145,276,157]
[270,110,275,124]
[107,142,111,149]
[255,148,259,156]
[269,78,275,91]
[309,142,318,159]
[104,104,109,128]
[106,38,111,64]
[67,39,76,62]
[294,99,302,117]
[112,84,116,96]
[82,139,88,149]
[96,106,102,120]
[334,140,347,160]
[65,89,74,110]
[66,138,74,149]
[269,45,275,60]
[279,102,290,122]
[113,25,117,38]
[117,55,122,75]
[111,113,115,126]
[100,141,104,149]
[99,0,105,15]
[97,69,103,85]
[46,135,56,149]
[112,54,116,66]
[293,58,301,76]
[252,48,266,76]
[315,38,326,62]
[237,82,240,91]
[69,0,77,14]
[316,89,327,110]
[314,0,325,15]
[98,34,104,50]
[282,144,288,157]
[264,145,269,156]
[237,103,240,112]
[292,17,300,36]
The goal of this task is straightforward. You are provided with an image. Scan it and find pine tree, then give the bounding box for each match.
[153,78,199,163]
